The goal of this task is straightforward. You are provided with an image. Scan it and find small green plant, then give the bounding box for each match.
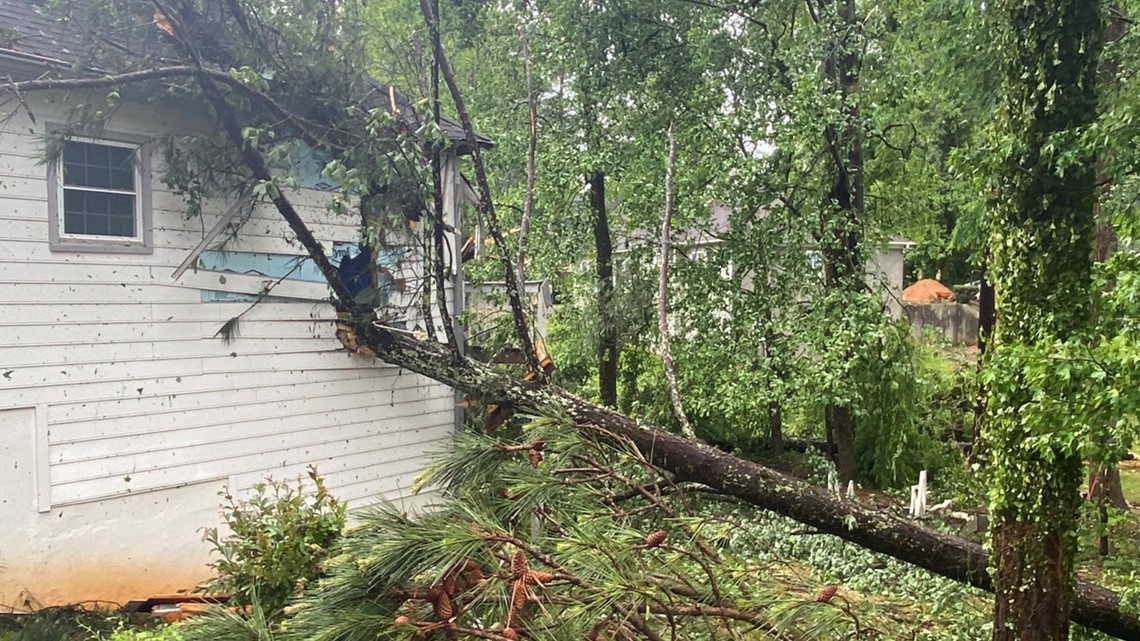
[104,624,184,641]
[201,466,346,616]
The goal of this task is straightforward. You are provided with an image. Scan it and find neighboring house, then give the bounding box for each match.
[0,1,482,606]
[616,204,913,318]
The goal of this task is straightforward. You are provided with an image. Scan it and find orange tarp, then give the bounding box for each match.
[902,278,954,304]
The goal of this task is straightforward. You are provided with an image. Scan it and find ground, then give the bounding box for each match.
[1121,456,1140,505]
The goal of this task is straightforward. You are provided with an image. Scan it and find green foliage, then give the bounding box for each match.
[0,608,129,641]
[201,467,346,616]
[281,416,864,641]
[104,624,184,641]
[177,600,275,641]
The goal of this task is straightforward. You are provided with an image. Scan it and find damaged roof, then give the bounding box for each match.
[0,0,491,150]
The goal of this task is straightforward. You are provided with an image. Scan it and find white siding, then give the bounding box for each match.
[0,95,455,523]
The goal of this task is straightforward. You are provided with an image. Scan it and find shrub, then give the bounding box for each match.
[201,466,346,615]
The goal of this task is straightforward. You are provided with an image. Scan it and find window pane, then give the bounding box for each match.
[62,142,84,164]
[63,189,136,237]
[61,141,136,192]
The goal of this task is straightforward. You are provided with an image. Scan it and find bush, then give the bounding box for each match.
[201,466,346,615]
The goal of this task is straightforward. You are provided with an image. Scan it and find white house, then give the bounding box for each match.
[0,1,476,607]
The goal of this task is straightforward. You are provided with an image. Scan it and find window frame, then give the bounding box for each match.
[47,130,153,254]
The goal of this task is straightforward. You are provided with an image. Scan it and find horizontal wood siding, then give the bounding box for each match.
[0,95,454,510]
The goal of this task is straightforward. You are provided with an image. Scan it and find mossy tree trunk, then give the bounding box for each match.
[985,2,1102,639]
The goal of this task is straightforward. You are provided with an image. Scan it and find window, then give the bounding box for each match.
[48,132,153,253]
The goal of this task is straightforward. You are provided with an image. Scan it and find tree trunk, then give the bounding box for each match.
[516,5,537,284]
[819,0,863,487]
[590,171,619,408]
[658,127,692,436]
[1088,7,1130,559]
[768,400,783,455]
[985,2,1102,639]
[825,405,857,486]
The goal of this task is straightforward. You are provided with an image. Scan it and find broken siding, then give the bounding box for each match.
[0,94,453,511]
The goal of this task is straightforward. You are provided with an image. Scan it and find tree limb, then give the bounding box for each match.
[195,73,360,310]
[427,0,457,349]
[4,65,347,153]
[517,4,537,285]
[657,126,693,437]
[417,0,543,378]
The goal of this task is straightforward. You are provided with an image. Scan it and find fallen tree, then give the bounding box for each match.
[5,2,1139,636]
[333,317,1140,640]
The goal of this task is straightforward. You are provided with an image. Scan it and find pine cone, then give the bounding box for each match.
[394,615,411,626]
[816,585,839,603]
[528,448,543,468]
[501,628,520,641]
[511,550,529,579]
[463,559,485,583]
[510,580,529,614]
[440,568,459,596]
[524,571,555,585]
[644,530,668,548]
[433,591,455,621]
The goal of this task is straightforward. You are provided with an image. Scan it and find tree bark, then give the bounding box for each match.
[768,400,783,455]
[590,171,619,408]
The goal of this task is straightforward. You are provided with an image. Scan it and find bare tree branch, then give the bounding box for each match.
[418,0,543,378]
[517,3,537,284]
[427,0,457,349]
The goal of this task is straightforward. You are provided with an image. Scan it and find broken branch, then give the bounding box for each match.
[417,0,543,378]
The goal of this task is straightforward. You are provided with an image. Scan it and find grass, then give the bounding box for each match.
[1120,460,1140,506]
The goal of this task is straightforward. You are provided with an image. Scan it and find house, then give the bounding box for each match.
[0,0,483,607]
[616,204,913,317]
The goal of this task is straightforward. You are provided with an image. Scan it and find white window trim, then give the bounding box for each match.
[47,128,154,254]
